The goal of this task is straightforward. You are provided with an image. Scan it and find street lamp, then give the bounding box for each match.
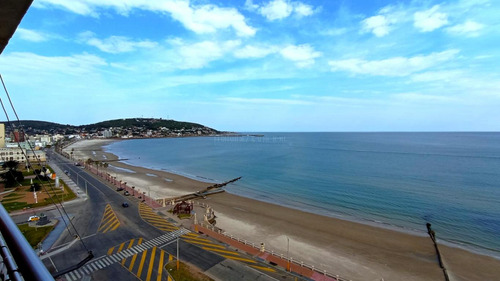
[286,236,290,272]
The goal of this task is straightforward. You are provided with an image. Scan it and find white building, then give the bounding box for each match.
[0,147,46,163]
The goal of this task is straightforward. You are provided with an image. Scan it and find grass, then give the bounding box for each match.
[17,223,55,248]
[1,180,77,212]
[165,261,214,281]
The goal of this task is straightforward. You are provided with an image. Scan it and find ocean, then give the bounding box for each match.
[104,132,500,258]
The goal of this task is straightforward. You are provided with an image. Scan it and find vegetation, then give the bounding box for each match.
[1,160,24,187]
[1,178,76,212]
[17,223,55,248]
[165,261,214,281]
[4,118,219,135]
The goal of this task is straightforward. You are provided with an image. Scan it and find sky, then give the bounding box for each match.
[0,0,499,132]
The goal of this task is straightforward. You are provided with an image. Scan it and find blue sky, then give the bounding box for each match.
[0,0,499,131]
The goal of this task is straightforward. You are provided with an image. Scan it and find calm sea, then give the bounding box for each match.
[104,133,500,257]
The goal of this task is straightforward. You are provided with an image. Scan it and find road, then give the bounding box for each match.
[15,149,303,281]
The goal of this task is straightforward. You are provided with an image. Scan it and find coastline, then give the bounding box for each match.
[66,139,500,281]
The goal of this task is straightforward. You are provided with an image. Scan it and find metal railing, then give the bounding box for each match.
[0,204,54,281]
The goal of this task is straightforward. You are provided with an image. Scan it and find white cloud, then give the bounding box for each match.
[168,39,241,69]
[279,44,322,67]
[221,97,313,105]
[255,0,316,21]
[360,5,406,37]
[78,31,157,54]
[0,52,107,78]
[16,28,49,42]
[446,20,484,37]
[361,15,392,37]
[234,45,278,58]
[259,0,293,20]
[329,49,459,76]
[393,93,456,103]
[413,5,449,32]
[35,0,256,37]
[294,2,314,17]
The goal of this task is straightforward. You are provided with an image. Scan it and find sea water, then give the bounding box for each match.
[104,132,500,258]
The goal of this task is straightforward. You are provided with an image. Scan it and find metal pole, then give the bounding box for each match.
[287,236,290,272]
[176,237,180,270]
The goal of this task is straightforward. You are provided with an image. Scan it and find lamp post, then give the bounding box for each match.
[286,236,290,272]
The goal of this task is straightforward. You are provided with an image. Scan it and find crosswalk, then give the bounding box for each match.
[63,229,189,281]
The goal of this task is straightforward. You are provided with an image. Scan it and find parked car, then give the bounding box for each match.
[116,187,124,191]
[28,215,39,222]
[124,191,130,196]
[122,202,129,208]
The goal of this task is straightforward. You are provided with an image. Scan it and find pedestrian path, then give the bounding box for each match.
[139,203,178,232]
[62,229,189,281]
[97,204,120,233]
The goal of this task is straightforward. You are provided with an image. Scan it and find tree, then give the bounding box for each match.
[1,160,24,188]
[31,183,41,192]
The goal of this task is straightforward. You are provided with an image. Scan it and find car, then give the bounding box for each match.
[124,191,130,196]
[28,215,40,222]
[75,162,81,166]
[122,202,129,208]
[116,187,124,191]
[64,170,68,174]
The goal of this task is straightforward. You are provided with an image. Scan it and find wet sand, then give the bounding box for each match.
[65,139,500,281]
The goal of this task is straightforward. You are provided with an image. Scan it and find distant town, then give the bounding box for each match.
[0,118,225,164]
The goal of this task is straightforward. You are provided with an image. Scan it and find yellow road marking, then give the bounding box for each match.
[183,236,210,242]
[137,249,148,277]
[183,240,226,249]
[250,265,276,272]
[98,204,120,233]
[110,221,121,231]
[103,220,120,233]
[145,247,156,281]
[128,254,138,271]
[183,233,198,238]
[121,258,126,266]
[107,246,115,256]
[138,238,143,245]
[127,239,135,249]
[168,254,173,262]
[202,247,240,255]
[157,250,165,281]
[118,242,125,253]
[221,255,256,263]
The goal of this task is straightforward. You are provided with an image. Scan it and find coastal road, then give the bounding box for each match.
[35,149,297,281]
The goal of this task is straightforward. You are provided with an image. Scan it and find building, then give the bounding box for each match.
[0,147,46,163]
[12,130,25,142]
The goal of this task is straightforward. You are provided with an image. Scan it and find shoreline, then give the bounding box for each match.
[66,138,500,281]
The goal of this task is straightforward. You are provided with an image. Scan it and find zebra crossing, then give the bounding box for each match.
[63,229,189,281]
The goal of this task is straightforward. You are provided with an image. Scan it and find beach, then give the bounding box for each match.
[65,139,500,281]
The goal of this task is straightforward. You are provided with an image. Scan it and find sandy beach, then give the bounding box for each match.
[65,139,500,281]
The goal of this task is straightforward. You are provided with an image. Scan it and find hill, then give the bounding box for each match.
[1,118,220,136]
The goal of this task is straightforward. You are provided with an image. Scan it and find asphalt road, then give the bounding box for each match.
[21,149,299,281]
